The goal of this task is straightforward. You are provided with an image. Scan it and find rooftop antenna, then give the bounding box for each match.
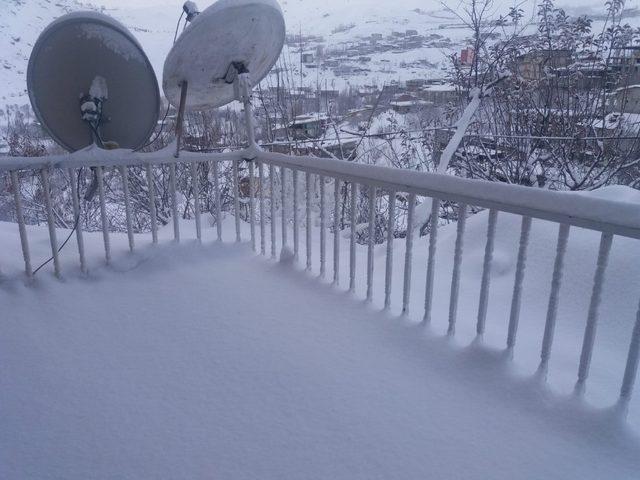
[27,12,161,153]
[163,0,286,157]
[25,11,161,273]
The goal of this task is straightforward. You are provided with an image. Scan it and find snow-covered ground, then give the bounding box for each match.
[1,189,640,478]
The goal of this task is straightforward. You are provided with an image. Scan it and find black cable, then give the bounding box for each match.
[134,10,186,153]
[34,88,106,274]
[32,215,81,276]
[33,9,188,274]
[89,122,105,148]
[173,10,185,43]
[33,168,83,276]
[134,102,172,152]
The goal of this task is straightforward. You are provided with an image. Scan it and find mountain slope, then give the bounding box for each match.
[1,0,638,107]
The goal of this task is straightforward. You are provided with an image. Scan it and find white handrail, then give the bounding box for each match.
[255,150,640,239]
[2,148,639,238]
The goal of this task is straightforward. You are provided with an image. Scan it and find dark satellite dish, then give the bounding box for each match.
[27,11,160,152]
[163,0,286,111]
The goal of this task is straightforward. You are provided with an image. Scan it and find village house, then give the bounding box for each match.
[515,49,572,81]
[290,114,329,139]
[610,85,640,114]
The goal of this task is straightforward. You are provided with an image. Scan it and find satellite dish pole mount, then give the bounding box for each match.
[174,80,189,158]
[224,61,258,158]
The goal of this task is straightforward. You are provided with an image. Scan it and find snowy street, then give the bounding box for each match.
[2,231,640,479]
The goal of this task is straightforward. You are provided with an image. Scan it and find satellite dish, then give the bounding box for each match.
[27,11,160,152]
[163,0,286,111]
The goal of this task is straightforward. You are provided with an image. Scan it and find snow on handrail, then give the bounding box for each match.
[257,150,640,240]
[0,144,245,172]
[2,147,639,239]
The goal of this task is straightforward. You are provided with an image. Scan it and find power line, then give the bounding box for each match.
[340,127,640,142]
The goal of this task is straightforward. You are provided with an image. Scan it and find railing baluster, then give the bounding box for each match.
[384,190,396,309]
[320,175,327,278]
[96,166,111,264]
[366,185,376,302]
[10,171,33,277]
[119,166,135,252]
[145,164,158,244]
[213,161,223,241]
[349,182,358,292]
[270,164,277,258]
[506,216,533,350]
[306,172,313,271]
[40,167,60,277]
[620,299,640,410]
[280,166,288,251]
[576,232,614,394]
[249,161,256,251]
[476,209,498,335]
[191,161,202,242]
[333,178,341,285]
[293,169,299,260]
[258,162,266,255]
[233,159,241,242]
[67,168,86,273]
[448,203,468,335]
[423,198,440,324]
[539,223,570,374]
[402,193,416,315]
[169,163,180,242]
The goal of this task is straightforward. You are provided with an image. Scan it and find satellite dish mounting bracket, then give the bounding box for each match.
[79,94,105,146]
[226,64,260,159]
[223,61,252,105]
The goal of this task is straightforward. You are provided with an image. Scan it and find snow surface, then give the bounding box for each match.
[1,202,640,478]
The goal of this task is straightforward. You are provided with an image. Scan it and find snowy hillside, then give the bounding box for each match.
[2,0,453,103]
[0,0,177,105]
[2,0,639,106]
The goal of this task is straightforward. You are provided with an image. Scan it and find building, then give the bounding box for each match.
[406,79,427,91]
[611,85,640,114]
[389,94,432,114]
[290,114,329,139]
[460,48,475,66]
[515,50,572,81]
[611,46,640,86]
[420,83,458,105]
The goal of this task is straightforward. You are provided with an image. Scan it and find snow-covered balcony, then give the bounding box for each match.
[1,148,640,479]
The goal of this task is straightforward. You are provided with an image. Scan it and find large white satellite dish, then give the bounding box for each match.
[163,0,286,111]
[27,12,160,151]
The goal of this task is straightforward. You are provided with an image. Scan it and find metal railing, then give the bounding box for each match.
[1,143,640,416]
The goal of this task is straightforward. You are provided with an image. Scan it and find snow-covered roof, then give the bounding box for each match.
[389,100,432,107]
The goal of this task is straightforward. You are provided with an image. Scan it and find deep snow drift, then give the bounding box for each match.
[1,204,640,478]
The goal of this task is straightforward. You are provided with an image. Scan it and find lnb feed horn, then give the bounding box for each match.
[183,1,201,22]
